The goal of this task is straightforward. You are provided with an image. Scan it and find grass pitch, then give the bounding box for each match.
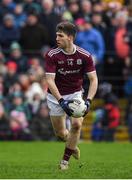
[0,141,132,179]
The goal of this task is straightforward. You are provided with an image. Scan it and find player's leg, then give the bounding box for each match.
[47,96,69,141]
[47,100,70,170]
[60,117,83,169]
[66,117,83,149]
[50,115,69,141]
[50,115,70,170]
[67,117,83,160]
[47,93,83,170]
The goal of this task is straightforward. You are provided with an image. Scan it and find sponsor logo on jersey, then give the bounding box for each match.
[58,68,80,75]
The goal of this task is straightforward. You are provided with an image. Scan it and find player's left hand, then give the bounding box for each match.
[83,99,91,117]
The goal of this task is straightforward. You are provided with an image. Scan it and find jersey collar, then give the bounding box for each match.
[61,44,76,55]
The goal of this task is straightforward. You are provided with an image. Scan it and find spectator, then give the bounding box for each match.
[98,82,120,141]
[62,10,74,22]
[67,0,81,21]
[104,1,122,26]
[0,48,7,75]
[91,107,105,141]
[115,11,130,60]
[40,0,61,46]
[9,110,32,140]
[80,0,92,19]
[124,72,132,98]
[30,93,42,115]
[0,82,4,97]
[7,42,29,73]
[13,3,27,28]
[98,82,117,103]
[114,10,130,96]
[28,56,45,81]
[0,14,20,54]
[92,2,104,15]
[0,102,10,140]
[0,0,16,24]
[20,12,49,56]
[54,0,67,16]
[18,72,45,107]
[125,98,132,141]
[30,101,54,140]
[92,12,107,41]
[75,18,85,31]
[127,6,132,49]
[18,73,31,96]
[124,61,132,142]
[7,81,22,102]
[4,61,18,95]
[104,14,117,83]
[8,91,31,121]
[103,98,120,141]
[76,17,105,77]
[0,75,5,94]
[23,0,42,14]
[25,80,45,105]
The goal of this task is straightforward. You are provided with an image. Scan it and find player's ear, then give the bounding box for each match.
[68,35,74,41]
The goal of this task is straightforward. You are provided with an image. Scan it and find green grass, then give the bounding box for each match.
[0,141,132,179]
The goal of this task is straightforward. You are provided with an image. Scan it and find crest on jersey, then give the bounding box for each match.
[77,59,82,65]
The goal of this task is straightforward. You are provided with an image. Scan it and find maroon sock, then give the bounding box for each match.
[63,147,75,161]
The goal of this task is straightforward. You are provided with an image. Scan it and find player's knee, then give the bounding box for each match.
[72,122,82,132]
[56,130,66,140]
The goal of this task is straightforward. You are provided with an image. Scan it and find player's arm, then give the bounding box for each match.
[83,71,98,116]
[45,52,62,101]
[87,71,98,101]
[46,73,73,116]
[82,52,98,115]
[46,73,62,101]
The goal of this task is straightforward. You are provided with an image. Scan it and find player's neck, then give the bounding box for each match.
[63,43,75,54]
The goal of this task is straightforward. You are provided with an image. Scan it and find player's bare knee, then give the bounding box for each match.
[56,130,66,140]
[71,122,82,132]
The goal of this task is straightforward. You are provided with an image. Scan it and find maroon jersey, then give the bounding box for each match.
[45,45,95,95]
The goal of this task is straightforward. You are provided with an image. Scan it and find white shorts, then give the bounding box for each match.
[47,91,83,116]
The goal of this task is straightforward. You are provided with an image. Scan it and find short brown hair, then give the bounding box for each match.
[56,21,77,39]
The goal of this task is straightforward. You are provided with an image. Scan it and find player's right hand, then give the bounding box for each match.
[58,98,74,116]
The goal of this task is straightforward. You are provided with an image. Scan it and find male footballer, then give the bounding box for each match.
[45,22,98,170]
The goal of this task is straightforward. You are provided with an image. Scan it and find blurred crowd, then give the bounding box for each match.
[0,0,132,141]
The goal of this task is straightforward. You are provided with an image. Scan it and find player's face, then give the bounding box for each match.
[56,31,71,49]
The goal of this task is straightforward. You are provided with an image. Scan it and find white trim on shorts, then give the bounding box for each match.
[47,91,83,116]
